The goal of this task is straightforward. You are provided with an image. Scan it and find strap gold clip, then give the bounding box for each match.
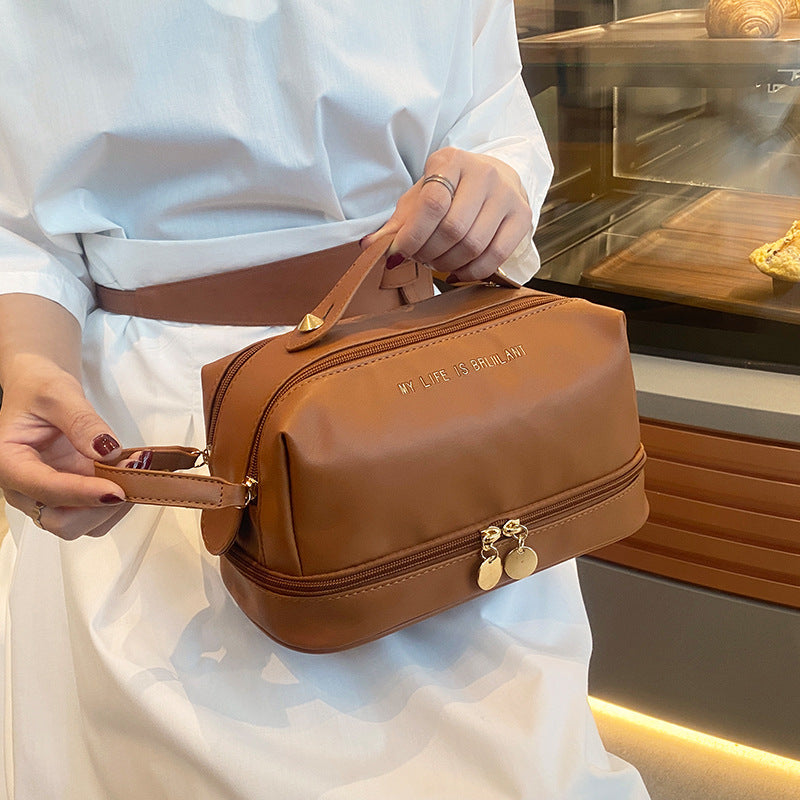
[193,447,211,468]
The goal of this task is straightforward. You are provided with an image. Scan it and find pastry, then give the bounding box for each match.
[705,0,783,38]
[781,0,800,18]
[749,220,800,281]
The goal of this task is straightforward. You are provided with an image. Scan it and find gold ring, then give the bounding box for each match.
[32,500,46,530]
[422,174,456,201]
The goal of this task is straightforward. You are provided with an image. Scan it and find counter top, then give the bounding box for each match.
[632,353,800,443]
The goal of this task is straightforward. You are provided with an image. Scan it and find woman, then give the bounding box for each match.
[0,2,650,798]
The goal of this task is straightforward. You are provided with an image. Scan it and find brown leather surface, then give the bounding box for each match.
[220,469,647,653]
[100,240,648,651]
[95,447,248,509]
[94,239,433,326]
[198,240,549,559]
[255,301,642,576]
[594,418,800,609]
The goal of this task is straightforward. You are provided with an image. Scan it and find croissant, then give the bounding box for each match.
[781,0,800,17]
[749,220,800,281]
[705,0,783,38]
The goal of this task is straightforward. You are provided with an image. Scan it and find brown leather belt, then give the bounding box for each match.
[94,241,434,326]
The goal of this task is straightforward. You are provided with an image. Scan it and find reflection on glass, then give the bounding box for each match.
[517,1,800,371]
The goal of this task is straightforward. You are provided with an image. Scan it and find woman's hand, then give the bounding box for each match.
[0,355,131,540]
[361,147,533,281]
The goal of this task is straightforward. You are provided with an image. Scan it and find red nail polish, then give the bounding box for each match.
[128,455,153,471]
[386,253,406,270]
[93,433,121,456]
[100,494,124,504]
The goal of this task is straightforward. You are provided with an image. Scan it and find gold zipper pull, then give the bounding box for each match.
[477,525,503,590]
[239,476,258,508]
[502,519,538,580]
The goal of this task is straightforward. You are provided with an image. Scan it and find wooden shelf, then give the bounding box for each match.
[581,190,800,324]
[593,419,800,608]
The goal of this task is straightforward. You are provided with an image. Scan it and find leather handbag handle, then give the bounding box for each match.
[95,447,251,509]
[283,234,521,353]
[284,234,396,352]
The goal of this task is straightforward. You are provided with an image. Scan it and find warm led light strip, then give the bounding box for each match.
[589,696,800,775]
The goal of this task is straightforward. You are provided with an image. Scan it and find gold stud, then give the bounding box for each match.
[297,313,324,333]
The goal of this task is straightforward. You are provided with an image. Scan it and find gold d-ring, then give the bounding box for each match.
[422,174,456,201]
[32,500,46,529]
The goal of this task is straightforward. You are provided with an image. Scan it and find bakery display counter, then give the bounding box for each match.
[522,5,800,373]
[532,184,800,373]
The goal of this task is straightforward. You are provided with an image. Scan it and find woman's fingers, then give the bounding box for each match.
[412,175,486,264]
[0,362,128,539]
[440,210,534,283]
[391,174,465,260]
[0,454,126,508]
[361,148,532,279]
[28,375,122,463]
[4,488,133,540]
[361,149,469,255]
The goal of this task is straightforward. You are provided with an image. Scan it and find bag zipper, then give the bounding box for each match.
[224,446,645,596]
[206,339,272,445]
[206,291,565,454]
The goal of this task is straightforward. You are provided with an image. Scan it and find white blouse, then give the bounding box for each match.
[0,0,552,322]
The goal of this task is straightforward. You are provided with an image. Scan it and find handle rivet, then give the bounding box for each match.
[297,313,324,333]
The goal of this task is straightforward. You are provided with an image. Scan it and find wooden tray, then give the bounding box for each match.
[582,191,800,323]
[662,190,799,242]
[582,228,800,323]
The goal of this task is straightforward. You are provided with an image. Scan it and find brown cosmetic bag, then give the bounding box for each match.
[97,237,648,653]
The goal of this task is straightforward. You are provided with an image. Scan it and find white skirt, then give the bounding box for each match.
[0,232,650,799]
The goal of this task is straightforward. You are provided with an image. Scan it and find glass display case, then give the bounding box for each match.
[514,3,800,759]
[518,1,800,374]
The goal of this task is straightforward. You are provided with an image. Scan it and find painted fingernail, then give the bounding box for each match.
[93,433,121,456]
[127,450,153,470]
[100,494,124,504]
[445,274,461,284]
[386,253,406,270]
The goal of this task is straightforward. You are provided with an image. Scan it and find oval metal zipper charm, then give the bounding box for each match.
[478,554,503,590]
[478,525,503,590]
[504,546,538,580]
[500,519,538,580]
